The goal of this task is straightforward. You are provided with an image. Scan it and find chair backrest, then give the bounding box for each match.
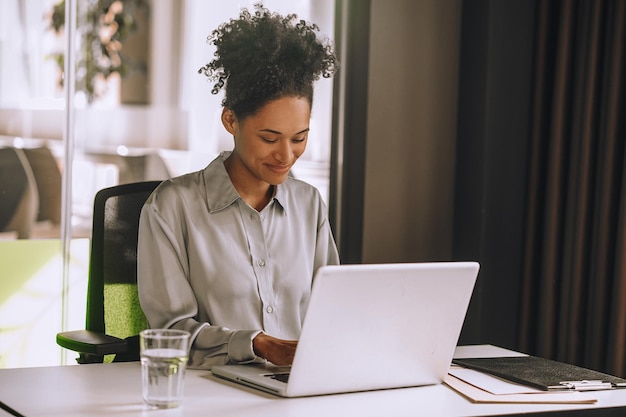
[0,147,39,238]
[86,181,161,348]
[22,146,62,225]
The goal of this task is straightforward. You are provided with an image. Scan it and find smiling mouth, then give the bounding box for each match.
[267,164,291,174]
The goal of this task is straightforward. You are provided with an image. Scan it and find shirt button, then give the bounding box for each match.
[258,259,266,267]
[266,306,274,314]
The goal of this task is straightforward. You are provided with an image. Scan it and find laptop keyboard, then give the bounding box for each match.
[266,372,290,383]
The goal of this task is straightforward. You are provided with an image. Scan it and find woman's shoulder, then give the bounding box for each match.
[282,176,322,197]
[157,170,204,194]
[279,177,328,214]
[146,169,207,210]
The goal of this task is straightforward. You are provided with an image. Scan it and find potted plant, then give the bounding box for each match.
[48,0,149,104]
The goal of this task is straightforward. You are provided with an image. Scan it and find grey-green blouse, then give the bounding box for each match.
[137,152,339,369]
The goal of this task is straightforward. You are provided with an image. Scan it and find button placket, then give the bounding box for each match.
[240,203,278,332]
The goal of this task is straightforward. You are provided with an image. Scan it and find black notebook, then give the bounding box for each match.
[453,356,626,391]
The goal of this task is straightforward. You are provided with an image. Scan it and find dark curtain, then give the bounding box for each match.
[519,0,626,376]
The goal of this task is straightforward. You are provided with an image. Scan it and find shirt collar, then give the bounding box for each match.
[203,152,240,213]
[273,183,287,212]
[203,151,287,214]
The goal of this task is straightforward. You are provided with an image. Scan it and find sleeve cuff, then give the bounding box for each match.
[228,330,263,363]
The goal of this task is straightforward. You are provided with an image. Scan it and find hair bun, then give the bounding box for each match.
[197,4,338,119]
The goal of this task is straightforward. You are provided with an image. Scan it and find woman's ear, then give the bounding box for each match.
[221,108,238,135]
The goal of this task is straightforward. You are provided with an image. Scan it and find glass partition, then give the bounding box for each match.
[0,0,335,367]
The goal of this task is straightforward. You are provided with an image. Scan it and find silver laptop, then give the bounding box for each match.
[211,261,479,397]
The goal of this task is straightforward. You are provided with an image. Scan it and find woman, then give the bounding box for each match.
[137,5,339,369]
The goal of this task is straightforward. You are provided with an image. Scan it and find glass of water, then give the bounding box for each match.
[140,329,191,408]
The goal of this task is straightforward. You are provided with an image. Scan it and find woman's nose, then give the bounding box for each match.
[274,141,294,163]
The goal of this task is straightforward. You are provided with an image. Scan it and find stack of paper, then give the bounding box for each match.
[446,365,598,404]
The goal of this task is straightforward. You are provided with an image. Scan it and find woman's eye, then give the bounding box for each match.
[260,136,306,143]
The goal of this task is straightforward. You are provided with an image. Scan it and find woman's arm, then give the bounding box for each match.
[138,199,260,368]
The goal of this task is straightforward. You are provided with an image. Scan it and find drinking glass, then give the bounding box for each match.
[140,329,191,408]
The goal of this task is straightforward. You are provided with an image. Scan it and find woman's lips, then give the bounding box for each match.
[267,164,291,174]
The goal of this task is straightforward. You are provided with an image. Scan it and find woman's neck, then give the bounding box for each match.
[224,154,274,211]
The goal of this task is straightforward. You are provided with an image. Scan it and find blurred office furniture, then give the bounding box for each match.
[122,153,171,183]
[81,150,171,184]
[56,180,161,363]
[22,146,64,238]
[0,147,39,239]
[22,146,62,226]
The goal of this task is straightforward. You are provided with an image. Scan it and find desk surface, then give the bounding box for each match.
[1,345,626,417]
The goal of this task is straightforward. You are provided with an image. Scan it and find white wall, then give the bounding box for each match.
[362,0,461,263]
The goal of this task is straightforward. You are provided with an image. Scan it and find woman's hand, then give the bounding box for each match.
[252,333,298,366]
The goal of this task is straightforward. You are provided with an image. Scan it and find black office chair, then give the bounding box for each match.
[57,180,162,364]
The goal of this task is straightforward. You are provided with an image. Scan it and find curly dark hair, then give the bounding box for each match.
[197,4,338,120]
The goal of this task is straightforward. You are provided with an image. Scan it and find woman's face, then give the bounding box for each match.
[222,96,311,187]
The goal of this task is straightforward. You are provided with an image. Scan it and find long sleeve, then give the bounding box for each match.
[138,199,259,368]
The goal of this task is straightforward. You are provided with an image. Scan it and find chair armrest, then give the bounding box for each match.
[56,330,129,356]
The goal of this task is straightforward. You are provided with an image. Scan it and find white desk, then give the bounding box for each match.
[1,346,626,417]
